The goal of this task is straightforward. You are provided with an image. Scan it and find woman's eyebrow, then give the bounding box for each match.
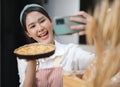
[38,16,45,21]
[28,16,45,27]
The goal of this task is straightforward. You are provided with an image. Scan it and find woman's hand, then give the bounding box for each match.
[69,11,93,35]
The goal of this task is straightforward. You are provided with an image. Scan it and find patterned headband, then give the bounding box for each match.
[20,4,46,26]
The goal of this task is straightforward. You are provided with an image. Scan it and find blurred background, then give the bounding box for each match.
[1,0,96,87]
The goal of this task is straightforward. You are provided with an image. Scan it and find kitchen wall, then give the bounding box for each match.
[43,0,80,18]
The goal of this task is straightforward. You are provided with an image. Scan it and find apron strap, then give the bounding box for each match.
[36,59,39,71]
[54,56,61,67]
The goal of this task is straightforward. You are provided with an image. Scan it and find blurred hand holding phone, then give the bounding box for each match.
[53,16,86,35]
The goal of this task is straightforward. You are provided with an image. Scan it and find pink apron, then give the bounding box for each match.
[35,57,63,87]
[36,67,63,87]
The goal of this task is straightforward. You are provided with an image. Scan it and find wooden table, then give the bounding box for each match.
[63,76,88,87]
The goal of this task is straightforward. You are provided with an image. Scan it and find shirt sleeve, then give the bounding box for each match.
[60,44,95,72]
[17,58,27,87]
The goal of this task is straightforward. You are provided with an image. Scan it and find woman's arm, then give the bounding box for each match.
[22,60,36,87]
[61,44,95,72]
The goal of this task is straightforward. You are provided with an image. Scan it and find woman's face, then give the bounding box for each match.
[25,11,54,44]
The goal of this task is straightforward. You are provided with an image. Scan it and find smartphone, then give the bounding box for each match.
[53,16,85,35]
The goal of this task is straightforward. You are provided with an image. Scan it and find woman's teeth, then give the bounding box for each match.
[39,31,48,38]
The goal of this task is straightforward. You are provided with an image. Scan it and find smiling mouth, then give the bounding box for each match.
[38,30,48,38]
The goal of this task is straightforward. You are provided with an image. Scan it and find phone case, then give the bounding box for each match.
[53,16,81,35]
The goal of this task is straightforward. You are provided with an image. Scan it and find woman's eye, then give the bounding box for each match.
[30,25,35,29]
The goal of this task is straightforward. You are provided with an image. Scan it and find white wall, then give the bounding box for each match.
[43,0,80,18]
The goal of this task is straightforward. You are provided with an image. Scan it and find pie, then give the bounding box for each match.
[14,43,55,56]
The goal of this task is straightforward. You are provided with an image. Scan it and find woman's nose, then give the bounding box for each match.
[37,24,44,32]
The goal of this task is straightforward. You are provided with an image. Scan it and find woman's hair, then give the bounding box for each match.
[20,3,51,32]
[86,0,120,87]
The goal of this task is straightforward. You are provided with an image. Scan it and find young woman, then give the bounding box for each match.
[17,4,94,87]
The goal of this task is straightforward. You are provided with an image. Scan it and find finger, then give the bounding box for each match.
[70,25,86,30]
[26,59,37,63]
[75,11,93,21]
[69,16,87,24]
[78,31,86,36]
[76,11,90,18]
